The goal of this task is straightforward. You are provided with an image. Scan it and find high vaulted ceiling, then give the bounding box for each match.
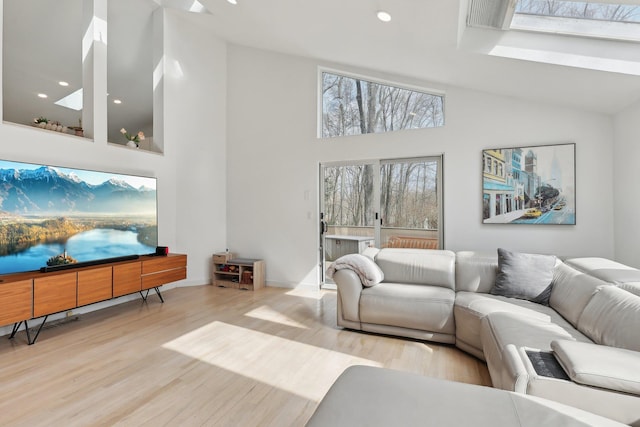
[4,0,640,137]
[199,0,640,115]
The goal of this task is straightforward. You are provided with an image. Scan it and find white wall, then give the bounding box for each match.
[227,44,615,288]
[164,11,227,284]
[0,10,225,335]
[613,99,640,268]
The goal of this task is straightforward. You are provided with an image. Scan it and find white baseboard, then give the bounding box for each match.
[266,280,319,291]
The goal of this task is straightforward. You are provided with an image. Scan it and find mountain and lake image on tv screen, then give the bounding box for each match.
[0,159,158,275]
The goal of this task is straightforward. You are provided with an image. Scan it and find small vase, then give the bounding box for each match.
[38,122,47,128]
[126,140,138,149]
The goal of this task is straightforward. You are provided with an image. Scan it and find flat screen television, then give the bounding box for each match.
[0,159,157,275]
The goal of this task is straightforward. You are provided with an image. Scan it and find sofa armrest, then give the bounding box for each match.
[334,268,364,324]
[551,340,640,396]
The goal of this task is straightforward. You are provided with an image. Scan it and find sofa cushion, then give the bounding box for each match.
[455,291,555,357]
[551,340,640,396]
[491,248,556,305]
[549,263,609,327]
[618,282,640,297]
[565,257,640,296]
[482,311,592,354]
[564,257,640,283]
[577,286,640,351]
[565,257,640,297]
[360,282,455,334]
[376,248,456,289]
[455,251,498,293]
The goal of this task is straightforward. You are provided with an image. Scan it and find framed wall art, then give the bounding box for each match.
[482,143,576,225]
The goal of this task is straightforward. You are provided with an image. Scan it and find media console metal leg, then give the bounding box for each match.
[153,287,164,303]
[8,320,33,343]
[139,288,163,303]
[9,321,23,339]
[28,316,48,345]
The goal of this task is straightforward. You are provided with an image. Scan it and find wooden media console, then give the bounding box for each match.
[0,253,187,344]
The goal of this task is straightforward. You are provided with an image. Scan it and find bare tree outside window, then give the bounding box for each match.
[516,0,640,23]
[323,160,439,230]
[323,164,374,227]
[380,161,439,230]
[322,72,444,138]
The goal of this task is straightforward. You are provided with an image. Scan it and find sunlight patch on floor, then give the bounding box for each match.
[284,287,328,299]
[244,305,309,329]
[162,321,379,401]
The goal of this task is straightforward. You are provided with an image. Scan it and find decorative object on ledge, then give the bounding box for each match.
[68,119,84,137]
[32,116,68,133]
[482,143,576,225]
[121,127,145,148]
[33,116,48,128]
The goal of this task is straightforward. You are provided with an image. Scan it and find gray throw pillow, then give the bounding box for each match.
[490,248,556,305]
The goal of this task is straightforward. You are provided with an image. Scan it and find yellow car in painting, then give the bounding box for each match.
[522,208,542,218]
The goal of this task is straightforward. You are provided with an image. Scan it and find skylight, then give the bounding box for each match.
[515,0,640,23]
[55,88,83,111]
[511,0,640,41]
[465,0,640,74]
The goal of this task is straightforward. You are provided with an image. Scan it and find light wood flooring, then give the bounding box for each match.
[0,285,491,426]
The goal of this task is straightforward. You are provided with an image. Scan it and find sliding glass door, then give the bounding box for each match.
[320,156,442,286]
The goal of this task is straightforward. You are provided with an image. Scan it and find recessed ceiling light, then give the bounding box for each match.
[113,99,122,104]
[59,81,69,87]
[227,0,237,4]
[37,93,48,99]
[377,10,391,22]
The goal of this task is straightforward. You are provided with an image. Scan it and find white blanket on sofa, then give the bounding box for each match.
[326,254,384,287]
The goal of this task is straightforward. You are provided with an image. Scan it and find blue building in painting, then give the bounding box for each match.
[482,149,514,220]
[483,147,543,221]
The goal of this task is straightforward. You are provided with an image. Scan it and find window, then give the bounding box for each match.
[466,0,640,73]
[321,71,444,138]
[515,0,640,22]
[512,0,640,41]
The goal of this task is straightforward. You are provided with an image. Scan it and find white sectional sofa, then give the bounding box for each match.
[306,365,627,427]
[329,248,640,426]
